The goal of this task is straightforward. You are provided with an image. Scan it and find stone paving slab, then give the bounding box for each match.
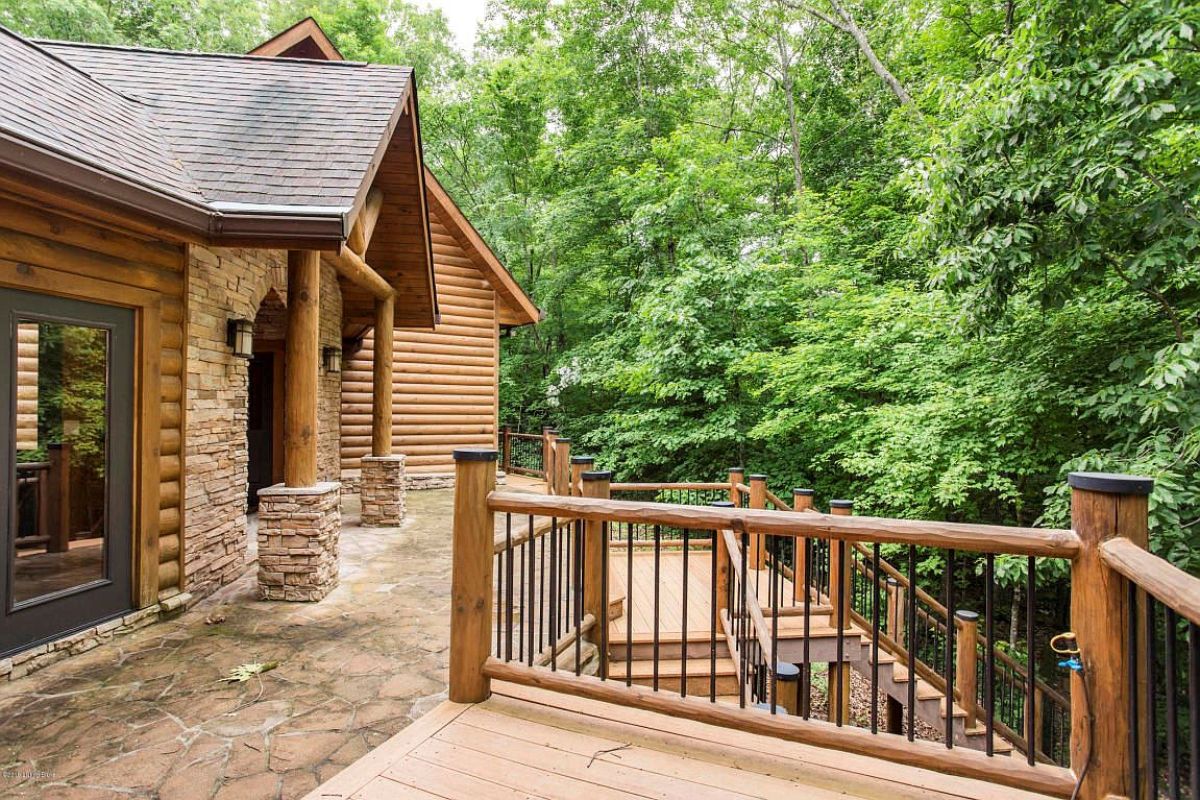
[0,491,460,800]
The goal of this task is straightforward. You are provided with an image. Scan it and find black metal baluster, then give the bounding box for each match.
[985,553,995,757]
[871,542,880,735]
[802,537,812,719]
[1148,596,1159,800]
[575,519,583,676]
[770,534,779,714]
[1026,556,1036,766]
[539,523,546,652]
[626,522,634,687]
[1189,621,1198,800]
[518,539,526,663]
[835,539,846,727]
[495,551,501,658]
[549,517,558,672]
[653,524,661,692]
[505,515,514,662]
[907,545,917,741]
[734,532,744,705]
[527,529,536,667]
[681,528,690,698]
[601,521,609,682]
[945,549,956,749]
[1167,608,1180,799]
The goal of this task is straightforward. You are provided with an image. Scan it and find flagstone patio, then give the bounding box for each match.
[0,489,470,800]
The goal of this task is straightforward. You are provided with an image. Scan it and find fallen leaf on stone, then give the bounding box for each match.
[219,662,278,683]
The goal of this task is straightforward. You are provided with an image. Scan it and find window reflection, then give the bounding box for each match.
[13,319,109,604]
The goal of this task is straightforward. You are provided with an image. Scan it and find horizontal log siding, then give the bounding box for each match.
[0,195,186,600]
[341,207,498,476]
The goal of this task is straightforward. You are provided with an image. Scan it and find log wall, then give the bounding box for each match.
[0,194,186,602]
[341,206,499,477]
[15,323,37,451]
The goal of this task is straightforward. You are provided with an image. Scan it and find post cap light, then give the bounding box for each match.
[322,346,342,373]
[226,318,253,358]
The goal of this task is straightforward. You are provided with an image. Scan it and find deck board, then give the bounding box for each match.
[305,682,1055,800]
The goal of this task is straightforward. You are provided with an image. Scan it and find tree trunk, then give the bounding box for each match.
[789,0,914,106]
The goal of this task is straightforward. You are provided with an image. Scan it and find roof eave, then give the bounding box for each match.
[0,132,348,250]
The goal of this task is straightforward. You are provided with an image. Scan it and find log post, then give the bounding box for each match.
[501,425,512,472]
[284,250,320,487]
[554,437,571,496]
[449,448,498,703]
[569,455,594,497]
[1067,472,1152,800]
[828,499,854,726]
[711,500,735,617]
[728,467,744,506]
[748,474,767,570]
[955,609,979,730]
[542,427,557,488]
[582,470,611,676]
[370,294,394,457]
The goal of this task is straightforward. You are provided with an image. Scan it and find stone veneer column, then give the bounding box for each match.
[360,455,406,526]
[256,481,341,601]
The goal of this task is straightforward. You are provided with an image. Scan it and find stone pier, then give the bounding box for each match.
[360,454,406,526]
[256,481,341,601]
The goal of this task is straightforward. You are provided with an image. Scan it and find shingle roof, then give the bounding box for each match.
[36,38,412,211]
[0,28,205,204]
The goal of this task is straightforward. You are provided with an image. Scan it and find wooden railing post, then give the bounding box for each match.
[554,437,571,496]
[712,500,735,618]
[792,488,814,603]
[1067,471,1152,800]
[449,448,498,703]
[582,470,611,677]
[542,427,557,488]
[748,474,767,569]
[569,455,594,497]
[828,499,853,726]
[885,576,905,735]
[46,442,71,553]
[501,425,512,472]
[955,609,979,730]
[728,467,744,506]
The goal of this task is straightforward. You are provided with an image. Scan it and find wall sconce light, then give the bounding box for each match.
[322,346,342,373]
[226,318,253,358]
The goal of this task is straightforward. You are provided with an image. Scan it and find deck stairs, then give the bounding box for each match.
[607,594,1012,754]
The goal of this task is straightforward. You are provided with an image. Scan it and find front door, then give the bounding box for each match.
[0,287,134,656]
[247,351,275,509]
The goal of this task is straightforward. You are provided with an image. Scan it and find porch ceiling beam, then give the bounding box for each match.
[347,187,384,256]
[325,244,393,300]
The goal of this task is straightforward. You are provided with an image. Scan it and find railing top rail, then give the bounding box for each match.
[507,431,545,439]
[1101,537,1200,627]
[486,491,1081,558]
[609,482,730,492]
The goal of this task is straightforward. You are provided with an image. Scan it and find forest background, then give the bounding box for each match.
[4,0,1197,577]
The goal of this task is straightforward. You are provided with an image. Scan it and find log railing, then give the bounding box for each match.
[500,426,550,479]
[452,452,1176,799]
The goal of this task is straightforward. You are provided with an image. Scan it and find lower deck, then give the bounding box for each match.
[305,682,1052,800]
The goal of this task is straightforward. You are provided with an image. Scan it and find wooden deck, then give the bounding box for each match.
[609,548,789,637]
[304,681,1054,800]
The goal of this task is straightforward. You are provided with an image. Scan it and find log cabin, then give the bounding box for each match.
[252,18,542,491]
[0,22,458,665]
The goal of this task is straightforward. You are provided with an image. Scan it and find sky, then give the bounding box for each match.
[422,0,489,51]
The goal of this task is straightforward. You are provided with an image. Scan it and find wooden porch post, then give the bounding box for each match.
[542,427,557,488]
[569,455,594,497]
[955,610,979,730]
[449,448,498,703]
[582,470,611,677]
[554,438,571,496]
[748,475,767,569]
[829,499,854,726]
[370,294,394,457]
[792,488,814,602]
[728,467,744,506]
[284,250,320,487]
[712,500,735,618]
[1068,472,1151,800]
[501,425,512,472]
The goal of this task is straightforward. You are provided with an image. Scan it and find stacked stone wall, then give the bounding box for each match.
[185,246,342,600]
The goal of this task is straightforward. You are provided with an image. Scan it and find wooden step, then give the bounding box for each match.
[609,656,740,696]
